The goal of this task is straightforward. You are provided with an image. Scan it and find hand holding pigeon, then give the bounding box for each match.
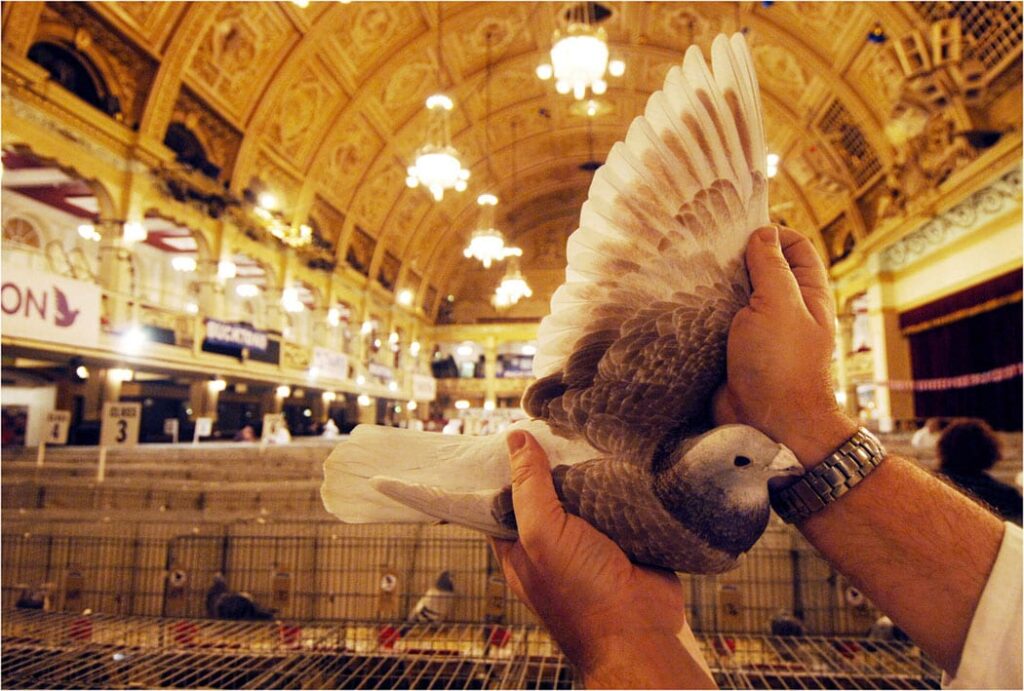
[322,33,804,574]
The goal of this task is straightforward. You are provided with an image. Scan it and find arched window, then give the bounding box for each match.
[2,218,41,248]
[164,122,221,180]
[27,41,120,117]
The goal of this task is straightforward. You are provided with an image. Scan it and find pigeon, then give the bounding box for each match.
[402,571,456,634]
[205,573,276,621]
[321,33,803,574]
[15,582,53,610]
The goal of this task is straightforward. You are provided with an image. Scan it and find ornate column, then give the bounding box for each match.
[194,258,224,321]
[835,312,859,418]
[97,220,133,332]
[484,335,498,409]
[865,268,914,432]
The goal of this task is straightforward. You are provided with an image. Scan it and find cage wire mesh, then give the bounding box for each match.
[1,521,943,689]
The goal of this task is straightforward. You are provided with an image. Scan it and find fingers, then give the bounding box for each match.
[506,431,567,545]
[777,227,834,328]
[745,226,802,312]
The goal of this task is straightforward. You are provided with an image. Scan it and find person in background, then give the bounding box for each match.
[911,417,945,451]
[937,418,1022,526]
[322,418,340,438]
[233,424,256,442]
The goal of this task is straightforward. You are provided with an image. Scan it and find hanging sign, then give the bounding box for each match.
[0,261,100,348]
[313,348,349,381]
[204,319,269,353]
[368,362,393,381]
[411,374,437,401]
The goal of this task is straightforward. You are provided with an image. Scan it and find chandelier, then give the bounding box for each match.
[536,4,625,100]
[405,5,469,202]
[464,194,520,268]
[253,195,313,248]
[492,257,532,308]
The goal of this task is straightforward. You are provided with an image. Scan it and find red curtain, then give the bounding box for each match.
[900,270,1022,431]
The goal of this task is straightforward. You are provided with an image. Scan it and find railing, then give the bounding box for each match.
[0,608,941,690]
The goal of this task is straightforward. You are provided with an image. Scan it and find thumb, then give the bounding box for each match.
[746,226,802,311]
[506,431,566,544]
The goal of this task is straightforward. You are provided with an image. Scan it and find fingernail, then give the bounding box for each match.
[757,226,778,245]
[507,431,526,454]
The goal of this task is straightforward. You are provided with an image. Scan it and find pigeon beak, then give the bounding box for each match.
[766,445,803,485]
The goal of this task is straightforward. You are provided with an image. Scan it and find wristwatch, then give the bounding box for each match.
[771,427,886,523]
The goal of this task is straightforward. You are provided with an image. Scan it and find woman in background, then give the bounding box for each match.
[938,418,1022,526]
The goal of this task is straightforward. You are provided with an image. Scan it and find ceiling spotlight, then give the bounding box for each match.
[323,391,337,402]
[407,400,418,411]
[236,284,260,298]
[171,256,197,272]
[77,224,100,242]
[276,385,291,398]
[209,378,227,392]
[454,399,471,410]
[184,302,199,314]
[122,221,147,244]
[357,393,372,407]
[121,326,147,353]
[109,368,133,383]
[398,289,414,306]
[258,192,278,210]
[75,365,90,380]
[217,260,237,281]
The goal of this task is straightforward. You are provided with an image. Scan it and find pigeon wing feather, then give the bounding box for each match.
[525,34,768,460]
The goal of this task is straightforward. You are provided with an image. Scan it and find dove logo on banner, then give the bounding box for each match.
[1,262,100,348]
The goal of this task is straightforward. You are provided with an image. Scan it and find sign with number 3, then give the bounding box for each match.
[100,402,141,448]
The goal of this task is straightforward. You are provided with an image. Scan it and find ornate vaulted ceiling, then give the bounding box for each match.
[4,1,1021,324]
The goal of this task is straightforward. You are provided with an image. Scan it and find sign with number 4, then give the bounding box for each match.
[100,402,141,447]
[45,411,72,445]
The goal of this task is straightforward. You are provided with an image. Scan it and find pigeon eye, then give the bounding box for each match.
[733,456,752,467]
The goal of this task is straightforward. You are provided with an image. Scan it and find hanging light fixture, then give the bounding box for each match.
[464,194,521,268]
[536,3,625,100]
[405,3,470,202]
[493,256,532,308]
[464,31,515,268]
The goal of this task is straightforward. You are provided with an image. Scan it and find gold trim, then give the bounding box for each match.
[902,291,1022,336]
[896,260,1024,313]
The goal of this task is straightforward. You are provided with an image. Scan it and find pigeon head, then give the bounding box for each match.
[435,571,455,592]
[652,424,802,557]
[678,425,802,492]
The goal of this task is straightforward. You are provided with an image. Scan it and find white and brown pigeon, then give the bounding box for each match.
[321,33,803,574]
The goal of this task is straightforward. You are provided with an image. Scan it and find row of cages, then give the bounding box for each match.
[2,480,326,515]
[0,609,942,690]
[3,522,892,638]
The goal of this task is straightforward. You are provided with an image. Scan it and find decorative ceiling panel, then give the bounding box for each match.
[263,56,346,168]
[186,2,298,123]
[324,3,426,78]
[315,114,383,210]
[93,1,186,55]
[640,2,726,53]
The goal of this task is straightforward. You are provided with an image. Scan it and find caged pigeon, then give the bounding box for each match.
[205,573,276,621]
[321,33,803,574]
[402,571,456,634]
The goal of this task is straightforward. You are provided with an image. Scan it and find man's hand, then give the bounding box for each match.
[714,225,857,466]
[490,431,715,689]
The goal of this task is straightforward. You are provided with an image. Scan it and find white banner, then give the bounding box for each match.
[313,347,350,381]
[1,261,100,348]
[411,374,437,402]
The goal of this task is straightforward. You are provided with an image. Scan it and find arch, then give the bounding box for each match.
[2,217,42,248]
[163,122,221,180]
[27,41,120,118]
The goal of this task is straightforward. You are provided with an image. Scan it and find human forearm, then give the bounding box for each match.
[579,628,716,689]
[794,428,1003,674]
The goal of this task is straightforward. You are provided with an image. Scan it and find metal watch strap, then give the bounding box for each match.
[771,427,886,523]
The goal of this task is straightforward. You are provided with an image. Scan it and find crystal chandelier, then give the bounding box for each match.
[464,194,520,268]
[536,4,625,100]
[253,195,313,248]
[492,257,532,308]
[405,5,469,202]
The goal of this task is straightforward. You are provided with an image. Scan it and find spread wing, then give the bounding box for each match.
[523,34,769,461]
